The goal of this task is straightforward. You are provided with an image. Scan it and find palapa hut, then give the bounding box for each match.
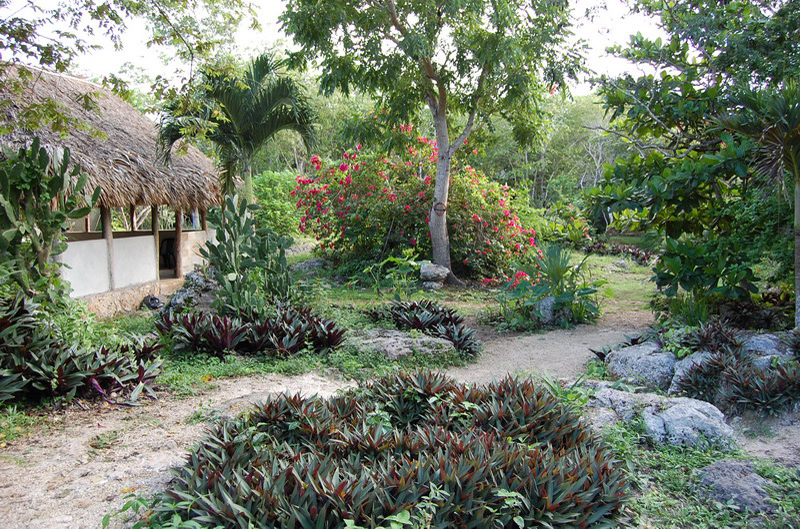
[1,67,221,314]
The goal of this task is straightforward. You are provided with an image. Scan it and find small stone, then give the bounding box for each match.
[419,263,450,282]
[641,397,736,448]
[422,281,442,290]
[606,342,677,391]
[699,459,776,513]
[355,329,456,361]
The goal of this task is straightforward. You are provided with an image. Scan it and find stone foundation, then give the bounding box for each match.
[82,281,163,319]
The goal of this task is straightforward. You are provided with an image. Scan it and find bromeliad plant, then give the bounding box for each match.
[0,296,162,404]
[366,300,480,358]
[148,372,629,527]
[499,245,603,328]
[157,302,346,359]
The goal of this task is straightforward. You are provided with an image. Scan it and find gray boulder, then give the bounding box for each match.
[668,351,713,395]
[419,263,450,283]
[355,329,456,360]
[698,459,776,513]
[290,257,330,276]
[422,281,443,291]
[743,333,784,357]
[642,397,736,448]
[606,342,677,391]
[586,387,736,448]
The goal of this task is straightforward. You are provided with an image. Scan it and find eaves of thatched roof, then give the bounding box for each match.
[0,66,221,210]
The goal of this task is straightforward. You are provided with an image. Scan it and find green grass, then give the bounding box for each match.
[603,420,800,527]
[0,405,41,443]
[607,234,648,248]
[581,252,654,312]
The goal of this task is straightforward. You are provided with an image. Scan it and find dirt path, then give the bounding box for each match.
[448,308,654,384]
[0,373,353,528]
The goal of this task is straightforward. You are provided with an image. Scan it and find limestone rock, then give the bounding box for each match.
[586,387,736,448]
[355,329,456,360]
[699,459,776,513]
[743,333,784,357]
[419,263,450,283]
[162,269,219,315]
[422,281,443,291]
[290,257,330,276]
[605,342,677,390]
[668,351,713,395]
[641,397,736,448]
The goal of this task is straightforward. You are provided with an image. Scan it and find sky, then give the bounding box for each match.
[13,0,664,95]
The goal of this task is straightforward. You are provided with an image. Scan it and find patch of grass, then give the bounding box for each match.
[586,359,611,380]
[184,404,222,425]
[89,430,121,450]
[0,405,40,444]
[104,310,157,336]
[602,420,800,527]
[607,234,647,248]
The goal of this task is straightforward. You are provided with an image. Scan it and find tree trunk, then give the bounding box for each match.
[795,179,800,329]
[243,164,255,204]
[428,109,462,285]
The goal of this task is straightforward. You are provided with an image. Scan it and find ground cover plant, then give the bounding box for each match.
[144,372,630,527]
[0,296,162,404]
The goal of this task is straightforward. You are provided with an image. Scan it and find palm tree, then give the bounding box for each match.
[716,81,800,326]
[158,53,316,202]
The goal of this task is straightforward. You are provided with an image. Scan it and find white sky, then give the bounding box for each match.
[12,0,663,95]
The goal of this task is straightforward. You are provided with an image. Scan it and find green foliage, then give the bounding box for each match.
[252,170,301,237]
[201,195,292,316]
[361,249,421,298]
[156,302,346,360]
[158,53,316,202]
[0,296,162,404]
[498,246,603,329]
[366,300,481,358]
[148,372,629,527]
[0,138,98,299]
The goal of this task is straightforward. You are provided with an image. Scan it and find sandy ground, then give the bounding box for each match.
[0,373,353,528]
[448,309,654,384]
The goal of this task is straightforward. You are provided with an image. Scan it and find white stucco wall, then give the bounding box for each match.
[180,230,212,274]
[58,238,110,297]
[112,235,158,289]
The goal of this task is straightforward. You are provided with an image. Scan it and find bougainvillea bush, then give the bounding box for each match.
[295,130,539,278]
[150,372,629,527]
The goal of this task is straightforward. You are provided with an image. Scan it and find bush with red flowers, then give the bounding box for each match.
[294,130,539,278]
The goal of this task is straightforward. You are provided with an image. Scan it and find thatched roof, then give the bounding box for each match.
[0,67,220,210]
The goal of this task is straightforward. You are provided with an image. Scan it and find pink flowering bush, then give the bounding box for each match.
[294,131,539,278]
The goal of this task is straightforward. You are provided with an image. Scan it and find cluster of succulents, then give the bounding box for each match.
[367,300,481,357]
[674,322,800,415]
[0,296,162,404]
[156,302,346,358]
[149,372,629,527]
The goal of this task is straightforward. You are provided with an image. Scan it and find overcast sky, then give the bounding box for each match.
[17,0,663,95]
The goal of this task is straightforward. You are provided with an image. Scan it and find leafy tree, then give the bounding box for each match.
[589,0,798,306]
[281,0,583,282]
[157,53,316,203]
[0,0,255,133]
[717,82,800,325]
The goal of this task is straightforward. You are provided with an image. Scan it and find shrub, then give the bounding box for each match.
[0,296,162,404]
[149,372,629,527]
[157,302,346,359]
[366,300,481,358]
[252,170,301,237]
[496,245,602,330]
[295,134,538,279]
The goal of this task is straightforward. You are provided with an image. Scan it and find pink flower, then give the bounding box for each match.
[339,163,349,172]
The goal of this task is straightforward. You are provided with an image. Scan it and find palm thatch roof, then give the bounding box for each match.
[0,67,220,210]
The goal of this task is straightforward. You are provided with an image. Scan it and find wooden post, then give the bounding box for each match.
[129,205,136,232]
[174,208,183,278]
[151,206,160,281]
[100,206,115,290]
[200,208,208,231]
